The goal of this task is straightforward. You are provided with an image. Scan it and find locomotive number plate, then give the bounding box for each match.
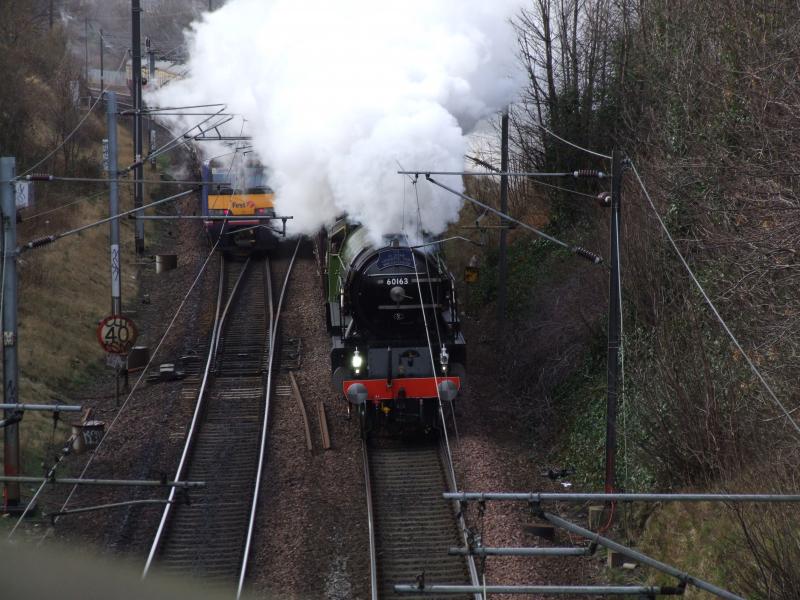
[385,277,409,286]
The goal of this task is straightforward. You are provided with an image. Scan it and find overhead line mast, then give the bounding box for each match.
[605,149,624,494]
[497,109,510,334]
[131,0,144,254]
[0,157,20,510]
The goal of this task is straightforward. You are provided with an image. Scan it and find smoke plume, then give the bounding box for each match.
[150,0,523,242]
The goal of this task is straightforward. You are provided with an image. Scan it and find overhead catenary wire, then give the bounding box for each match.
[7,434,77,539]
[524,177,605,200]
[402,231,481,593]
[130,110,232,171]
[19,52,130,178]
[23,190,107,221]
[630,160,800,437]
[400,184,480,591]
[463,157,608,200]
[20,188,196,252]
[411,182,466,465]
[22,175,225,185]
[403,231,455,484]
[534,121,612,161]
[399,170,606,178]
[424,175,603,264]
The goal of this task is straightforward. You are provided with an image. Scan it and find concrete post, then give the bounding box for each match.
[1,157,20,508]
[106,93,122,316]
[106,93,123,406]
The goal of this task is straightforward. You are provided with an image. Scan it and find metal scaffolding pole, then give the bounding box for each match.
[1,156,20,509]
[0,476,204,488]
[444,492,800,503]
[449,546,590,557]
[47,498,174,519]
[394,584,680,596]
[0,404,81,413]
[542,511,743,600]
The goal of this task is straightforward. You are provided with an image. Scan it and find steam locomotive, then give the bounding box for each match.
[200,159,282,252]
[320,218,465,435]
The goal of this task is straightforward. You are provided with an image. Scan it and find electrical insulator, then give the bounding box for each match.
[571,246,603,264]
[25,235,56,250]
[573,170,606,178]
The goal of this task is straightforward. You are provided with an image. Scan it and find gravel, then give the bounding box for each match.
[447,312,606,599]
[22,227,608,599]
[24,194,219,560]
[247,254,370,599]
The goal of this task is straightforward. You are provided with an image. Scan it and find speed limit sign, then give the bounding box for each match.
[96,315,138,354]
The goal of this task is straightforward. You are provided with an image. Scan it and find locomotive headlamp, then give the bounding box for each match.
[351,349,364,373]
[440,346,449,374]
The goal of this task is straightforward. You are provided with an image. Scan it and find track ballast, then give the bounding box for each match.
[143,255,278,588]
[366,437,472,599]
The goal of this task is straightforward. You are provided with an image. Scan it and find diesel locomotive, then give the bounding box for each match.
[200,159,282,252]
[320,218,466,435]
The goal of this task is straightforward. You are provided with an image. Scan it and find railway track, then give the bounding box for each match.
[142,244,298,595]
[364,435,479,600]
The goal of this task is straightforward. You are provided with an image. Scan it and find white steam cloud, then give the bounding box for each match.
[150,0,523,243]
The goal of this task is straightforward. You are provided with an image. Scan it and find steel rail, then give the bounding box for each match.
[362,441,379,600]
[142,255,236,577]
[215,257,252,356]
[438,435,482,600]
[23,239,223,545]
[237,238,302,598]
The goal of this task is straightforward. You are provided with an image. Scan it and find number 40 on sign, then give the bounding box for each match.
[96,315,138,354]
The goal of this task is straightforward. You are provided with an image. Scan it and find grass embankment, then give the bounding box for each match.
[1,122,160,477]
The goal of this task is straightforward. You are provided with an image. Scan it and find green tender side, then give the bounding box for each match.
[326,223,373,304]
